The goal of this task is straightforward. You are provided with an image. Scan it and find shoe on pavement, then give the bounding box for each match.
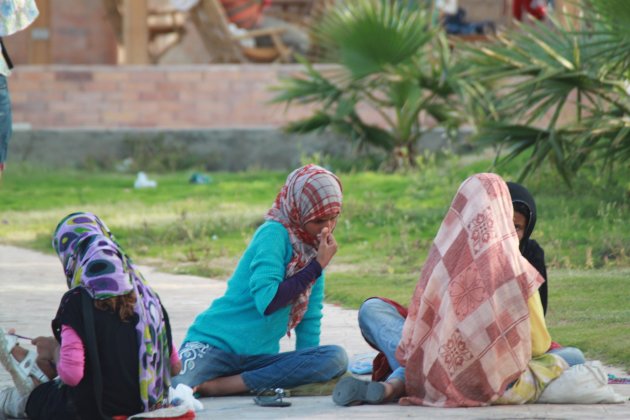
[332,376,386,406]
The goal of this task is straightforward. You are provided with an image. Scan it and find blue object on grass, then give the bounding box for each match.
[189,173,212,185]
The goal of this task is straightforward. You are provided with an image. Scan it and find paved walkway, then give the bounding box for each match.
[1,244,629,419]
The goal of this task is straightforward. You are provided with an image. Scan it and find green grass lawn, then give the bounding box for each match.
[1,155,629,368]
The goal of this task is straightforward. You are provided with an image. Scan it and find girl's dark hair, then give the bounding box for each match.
[94,291,137,321]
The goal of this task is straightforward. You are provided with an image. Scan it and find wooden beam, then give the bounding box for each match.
[28,0,51,64]
[102,0,123,43]
[123,0,149,64]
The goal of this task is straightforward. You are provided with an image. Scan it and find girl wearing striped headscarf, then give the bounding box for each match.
[174,164,348,396]
[3,212,181,420]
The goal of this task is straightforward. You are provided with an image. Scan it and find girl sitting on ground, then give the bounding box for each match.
[507,181,549,315]
[173,164,348,396]
[333,173,584,407]
[0,212,181,419]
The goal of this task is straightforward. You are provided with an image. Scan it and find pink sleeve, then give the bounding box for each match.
[57,325,85,386]
[170,344,181,368]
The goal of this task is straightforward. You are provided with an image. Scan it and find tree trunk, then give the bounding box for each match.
[406,142,417,167]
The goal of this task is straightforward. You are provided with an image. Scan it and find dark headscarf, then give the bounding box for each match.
[506,182,537,247]
[507,182,548,314]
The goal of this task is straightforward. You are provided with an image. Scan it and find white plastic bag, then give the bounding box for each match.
[538,360,628,404]
[168,383,204,411]
[134,172,157,189]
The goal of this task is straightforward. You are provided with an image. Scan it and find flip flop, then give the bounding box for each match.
[0,329,48,396]
[332,376,386,406]
[253,388,291,407]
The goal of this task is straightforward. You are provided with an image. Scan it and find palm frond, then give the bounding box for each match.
[270,59,343,106]
[314,0,433,79]
[284,112,333,133]
[573,0,630,77]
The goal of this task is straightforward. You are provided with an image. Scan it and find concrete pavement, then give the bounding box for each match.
[1,244,629,419]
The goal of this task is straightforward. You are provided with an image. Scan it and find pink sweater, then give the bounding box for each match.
[57,325,180,386]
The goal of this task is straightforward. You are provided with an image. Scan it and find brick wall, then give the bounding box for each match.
[460,0,512,27]
[9,63,574,131]
[4,0,117,65]
[9,65,327,129]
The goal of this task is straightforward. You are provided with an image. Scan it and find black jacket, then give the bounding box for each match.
[507,182,548,315]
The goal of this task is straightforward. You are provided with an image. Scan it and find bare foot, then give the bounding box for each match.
[10,343,28,361]
[9,340,54,384]
[194,374,248,396]
[382,379,405,402]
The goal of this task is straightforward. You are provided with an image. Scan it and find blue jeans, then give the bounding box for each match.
[0,74,12,170]
[549,346,585,367]
[172,341,348,392]
[358,298,586,384]
[358,298,406,382]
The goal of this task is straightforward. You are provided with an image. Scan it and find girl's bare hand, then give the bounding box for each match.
[316,228,337,269]
[31,336,59,363]
[171,359,182,376]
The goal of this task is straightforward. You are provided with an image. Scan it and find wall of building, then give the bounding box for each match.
[9,128,358,171]
[9,64,324,129]
[3,0,117,65]
[7,64,468,171]
[9,126,468,171]
[460,0,512,27]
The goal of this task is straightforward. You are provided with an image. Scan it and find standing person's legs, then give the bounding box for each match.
[0,74,12,177]
[358,298,405,372]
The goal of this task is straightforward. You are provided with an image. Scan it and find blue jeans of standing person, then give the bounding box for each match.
[358,298,586,384]
[0,74,12,171]
[172,341,348,392]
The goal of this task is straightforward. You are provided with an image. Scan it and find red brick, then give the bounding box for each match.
[9,65,356,128]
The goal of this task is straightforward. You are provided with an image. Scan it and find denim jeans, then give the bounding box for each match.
[549,346,586,367]
[171,341,348,392]
[358,297,586,384]
[358,298,406,382]
[0,74,12,170]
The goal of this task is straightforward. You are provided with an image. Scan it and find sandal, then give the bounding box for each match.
[253,388,291,407]
[0,329,48,396]
[332,376,386,406]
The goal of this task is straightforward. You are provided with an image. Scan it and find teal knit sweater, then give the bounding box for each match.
[184,221,325,355]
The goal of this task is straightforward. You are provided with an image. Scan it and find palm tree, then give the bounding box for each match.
[271,0,460,169]
[459,0,630,185]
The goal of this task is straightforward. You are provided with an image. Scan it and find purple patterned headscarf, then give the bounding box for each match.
[52,212,170,411]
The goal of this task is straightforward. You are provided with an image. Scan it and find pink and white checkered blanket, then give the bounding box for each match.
[396,173,544,407]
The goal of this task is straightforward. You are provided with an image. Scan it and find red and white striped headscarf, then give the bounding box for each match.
[265,164,343,332]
